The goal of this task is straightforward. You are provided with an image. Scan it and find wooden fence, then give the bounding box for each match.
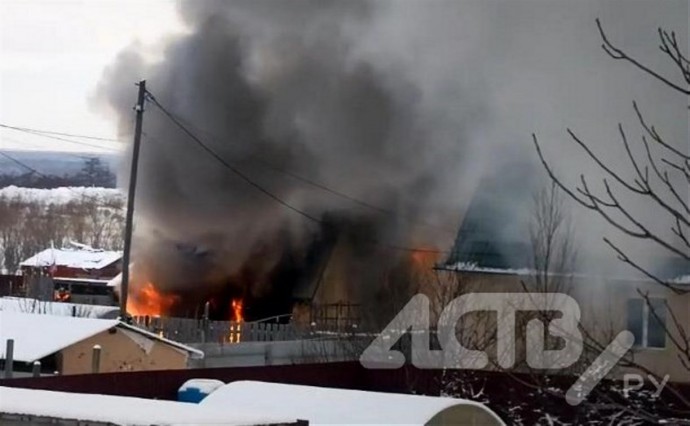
[130,316,310,344]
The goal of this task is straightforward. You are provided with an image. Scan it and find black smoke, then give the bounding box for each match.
[93,1,472,316]
[94,1,687,318]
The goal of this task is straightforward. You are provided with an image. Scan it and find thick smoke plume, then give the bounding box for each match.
[93,1,686,315]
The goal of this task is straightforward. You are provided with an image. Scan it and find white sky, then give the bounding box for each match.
[0,0,184,153]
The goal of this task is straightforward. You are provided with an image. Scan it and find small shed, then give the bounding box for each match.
[0,311,202,375]
[201,381,505,425]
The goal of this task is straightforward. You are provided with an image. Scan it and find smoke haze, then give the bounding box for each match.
[93,0,687,308]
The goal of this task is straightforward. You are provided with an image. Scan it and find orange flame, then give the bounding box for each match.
[410,247,440,265]
[127,282,178,317]
[228,298,244,343]
[231,298,244,322]
[54,289,71,302]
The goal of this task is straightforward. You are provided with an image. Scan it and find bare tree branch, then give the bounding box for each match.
[597,19,690,95]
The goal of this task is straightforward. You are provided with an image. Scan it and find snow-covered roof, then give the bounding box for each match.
[107,271,122,287]
[445,261,532,276]
[0,311,118,362]
[0,386,294,426]
[20,243,121,270]
[0,311,203,362]
[0,297,119,319]
[670,275,690,285]
[53,277,112,284]
[201,381,505,426]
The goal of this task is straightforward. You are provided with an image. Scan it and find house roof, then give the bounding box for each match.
[0,386,293,426]
[0,311,203,362]
[0,311,118,362]
[201,381,505,425]
[446,163,537,270]
[20,243,121,270]
[0,297,119,319]
[53,277,112,285]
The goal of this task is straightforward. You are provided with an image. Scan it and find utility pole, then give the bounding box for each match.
[120,80,146,320]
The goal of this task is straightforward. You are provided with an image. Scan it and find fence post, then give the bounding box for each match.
[3,339,14,379]
[265,343,273,366]
[201,301,210,344]
[32,361,41,377]
[91,344,101,373]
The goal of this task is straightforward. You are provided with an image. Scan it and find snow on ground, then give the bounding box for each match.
[0,186,123,204]
[0,386,293,426]
[0,297,118,319]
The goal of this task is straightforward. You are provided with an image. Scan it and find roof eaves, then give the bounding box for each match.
[116,322,204,359]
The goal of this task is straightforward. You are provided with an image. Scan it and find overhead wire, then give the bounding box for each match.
[144,95,459,236]
[145,91,323,224]
[144,89,451,255]
[0,123,121,142]
[0,135,111,161]
[0,124,121,152]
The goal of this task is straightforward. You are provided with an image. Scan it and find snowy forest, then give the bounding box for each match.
[0,187,124,273]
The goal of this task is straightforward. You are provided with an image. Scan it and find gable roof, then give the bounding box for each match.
[0,311,203,362]
[446,163,536,270]
[20,243,121,270]
[0,311,118,362]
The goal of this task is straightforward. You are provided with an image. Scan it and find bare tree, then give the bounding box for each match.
[534,18,690,420]
[0,191,125,273]
[0,196,24,273]
[527,182,577,295]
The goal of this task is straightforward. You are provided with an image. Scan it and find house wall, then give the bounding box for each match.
[59,328,188,375]
[450,271,690,383]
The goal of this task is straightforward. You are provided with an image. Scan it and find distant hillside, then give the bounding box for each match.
[0,150,118,176]
[0,150,119,188]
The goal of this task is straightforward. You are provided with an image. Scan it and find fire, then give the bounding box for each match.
[410,247,440,265]
[231,298,244,322]
[127,282,178,317]
[54,288,71,302]
[228,298,244,343]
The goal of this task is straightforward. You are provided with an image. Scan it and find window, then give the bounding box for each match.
[627,298,666,348]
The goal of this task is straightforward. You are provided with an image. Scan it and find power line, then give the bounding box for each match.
[0,135,110,160]
[0,123,121,142]
[145,91,323,224]
[0,124,120,152]
[146,99,458,236]
[145,90,450,255]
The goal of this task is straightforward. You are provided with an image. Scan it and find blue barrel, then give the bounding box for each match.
[178,379,225,403]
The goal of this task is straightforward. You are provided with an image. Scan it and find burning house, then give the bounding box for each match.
[90,2,516,327]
